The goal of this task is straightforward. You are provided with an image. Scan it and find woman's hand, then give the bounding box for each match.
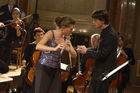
[65,40,72,52]
[54,43,64,51]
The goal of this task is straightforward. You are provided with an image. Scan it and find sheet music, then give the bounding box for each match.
[61,63,70,71]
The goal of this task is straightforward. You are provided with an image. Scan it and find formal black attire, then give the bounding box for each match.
[118,47,135,93]
[0,20,25,65]
[85,25,118,93]
[17,42,36,93]
[0,59,9,74]
[0,4,18,22]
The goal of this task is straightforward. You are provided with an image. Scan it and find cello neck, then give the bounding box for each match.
[77,53,80,71]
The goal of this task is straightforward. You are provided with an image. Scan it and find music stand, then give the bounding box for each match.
[27,0,39,41]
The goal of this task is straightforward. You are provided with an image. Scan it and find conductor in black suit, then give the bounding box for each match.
[77,10,118,93]
[0,0,18,22]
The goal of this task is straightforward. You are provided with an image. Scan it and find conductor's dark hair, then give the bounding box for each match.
[91,10,109,24]
[55,16,75,28]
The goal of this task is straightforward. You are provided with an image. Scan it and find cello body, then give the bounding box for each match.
[110,52,127,88]
[25,51,40,86]
[61,71,70,82]
[74,58,94,93]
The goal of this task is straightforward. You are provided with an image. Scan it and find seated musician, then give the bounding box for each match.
[79,34,100,74]
[117,34,135,93]
[0,23,9,73]
[16,27,45,93]
[0,7,25,65]
[73,34,100,93]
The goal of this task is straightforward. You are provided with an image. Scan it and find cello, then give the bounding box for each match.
[109,48,127,90]
[73,54,94,93]
[25,51,40,86]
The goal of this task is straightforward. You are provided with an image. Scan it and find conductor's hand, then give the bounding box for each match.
[77,45,87,54]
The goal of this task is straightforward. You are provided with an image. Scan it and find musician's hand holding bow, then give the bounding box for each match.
[0,22,5,28]
[77,45,87,54]
[21,60,26,70]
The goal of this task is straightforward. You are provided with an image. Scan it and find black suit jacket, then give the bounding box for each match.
[85,25,118,81]
[123,47,135,65]
[0,4,18,22]
[121,47,135,74]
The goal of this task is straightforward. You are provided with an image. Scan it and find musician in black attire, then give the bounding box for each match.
[80,34,100,74]
[0,59,9,74]
[0,0,18,22]
[117,35,135,93]
[0,23,9,73]
[0,7,25,65]
[77,10,118,93]
[73,34,100,93]
[17,27,45,93]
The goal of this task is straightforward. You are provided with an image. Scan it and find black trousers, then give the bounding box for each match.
[17,69,33,93]
[88,77,111,93]
[0,39,11,65]
[118,69,130,93]
[0,59,9,73]
[34,63,61,93]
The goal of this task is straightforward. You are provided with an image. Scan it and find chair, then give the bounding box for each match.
[11,29,27,68]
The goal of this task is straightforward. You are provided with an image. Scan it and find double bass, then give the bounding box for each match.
[73,54,94,93]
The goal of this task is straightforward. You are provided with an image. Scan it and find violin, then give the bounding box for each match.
[10,18,22,29]
[4,14,31,30]
[73,53,94,93]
